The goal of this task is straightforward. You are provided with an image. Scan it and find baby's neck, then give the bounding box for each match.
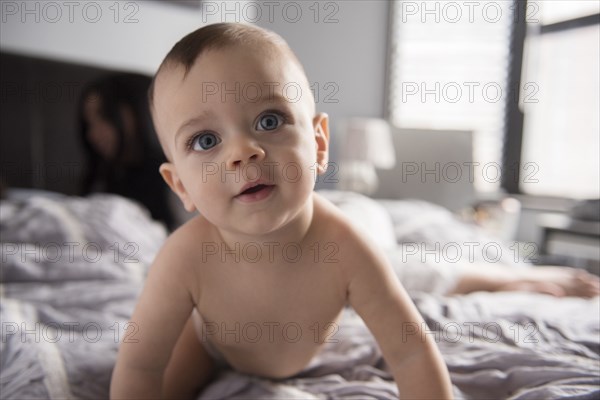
[216,194,316,251]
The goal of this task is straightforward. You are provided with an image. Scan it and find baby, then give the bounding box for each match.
[111,23,454,399]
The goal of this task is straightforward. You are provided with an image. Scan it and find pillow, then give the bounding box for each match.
[317,190,397,251]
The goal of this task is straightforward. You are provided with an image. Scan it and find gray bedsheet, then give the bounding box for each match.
[1,194,165,399]
[195,292,599,400]
[1,193,599,399]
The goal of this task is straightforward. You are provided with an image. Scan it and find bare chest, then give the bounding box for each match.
[191,254,347,376]
[197,255,346,327]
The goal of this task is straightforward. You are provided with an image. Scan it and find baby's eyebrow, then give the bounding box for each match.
[174,110,215,144]
[258,92,290,105]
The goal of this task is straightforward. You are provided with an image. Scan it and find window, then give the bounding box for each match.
[519,1,600,198]
[387,0,600,199]
[387,0,513,193]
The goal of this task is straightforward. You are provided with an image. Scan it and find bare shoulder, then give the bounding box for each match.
[148,215,217,296]
[161,215,216,261]
[161,214,215,257]
[312,193,390,279]
[312,192,361,238]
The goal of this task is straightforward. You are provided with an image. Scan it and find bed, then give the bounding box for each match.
[1,51,599,399]
[1,189,599,399]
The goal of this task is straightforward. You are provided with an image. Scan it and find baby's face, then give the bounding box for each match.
[153,44,329,235]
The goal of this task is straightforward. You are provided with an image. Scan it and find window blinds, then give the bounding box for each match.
[387,0,514,192]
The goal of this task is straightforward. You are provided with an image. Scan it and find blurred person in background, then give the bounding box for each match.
[79,72,176,230]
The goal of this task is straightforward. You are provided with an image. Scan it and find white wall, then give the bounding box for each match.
[1,0,389,110]
[0,0,233,73]
[255,1,388,141]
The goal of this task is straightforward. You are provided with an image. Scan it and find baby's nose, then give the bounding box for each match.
[226,136,266,168]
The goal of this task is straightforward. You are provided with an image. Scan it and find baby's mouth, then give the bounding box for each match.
[239,184,268,195]
[235,183,276,202]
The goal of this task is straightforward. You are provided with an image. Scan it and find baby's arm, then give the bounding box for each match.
[110,239,196,399]
[347,239,454,399]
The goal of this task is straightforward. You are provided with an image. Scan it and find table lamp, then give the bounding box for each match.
[337,118,396,195]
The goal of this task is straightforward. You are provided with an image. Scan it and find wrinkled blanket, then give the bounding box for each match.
[1,193,165,399]
[197,291,600,400]
[1,192,599,399]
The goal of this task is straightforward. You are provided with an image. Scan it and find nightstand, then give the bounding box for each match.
[538,213,600,275]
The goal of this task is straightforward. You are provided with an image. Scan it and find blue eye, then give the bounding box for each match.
[256,113,283,131]
[191,133,220,151]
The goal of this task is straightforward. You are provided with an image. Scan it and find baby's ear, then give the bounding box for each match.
[313,113,330,174]
[159,163,196,212]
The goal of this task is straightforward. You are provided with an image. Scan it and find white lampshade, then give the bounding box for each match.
[339,118,396,169]
[337,118,396,194]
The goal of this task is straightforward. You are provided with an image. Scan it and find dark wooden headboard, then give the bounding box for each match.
[0,52,149,195]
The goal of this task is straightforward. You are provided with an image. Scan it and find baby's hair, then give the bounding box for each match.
[148,23,304,108]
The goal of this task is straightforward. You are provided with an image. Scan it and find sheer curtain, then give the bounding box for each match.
[387,0,513,193]
[520,2,600,198]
